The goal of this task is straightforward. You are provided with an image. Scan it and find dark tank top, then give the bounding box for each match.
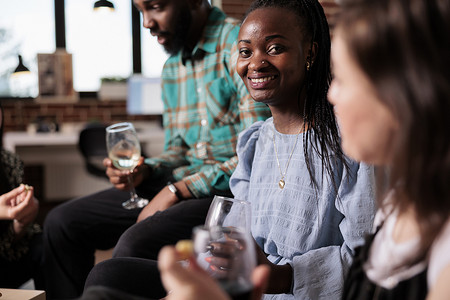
[342,228,428,300]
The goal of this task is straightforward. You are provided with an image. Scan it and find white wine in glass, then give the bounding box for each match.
[106,122,149,209]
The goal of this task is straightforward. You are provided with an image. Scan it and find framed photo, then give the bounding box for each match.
[37,49,78,103]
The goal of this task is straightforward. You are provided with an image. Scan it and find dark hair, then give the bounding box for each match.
[245,0,348,189]
[0,102,13,194]
[337,0,450,258]
[0,101,3,149]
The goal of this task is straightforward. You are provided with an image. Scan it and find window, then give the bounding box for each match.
[66,0,133,92]
[0,0,215,98]
[0,0,55,97]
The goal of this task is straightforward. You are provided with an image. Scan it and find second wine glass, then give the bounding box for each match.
[204,195,251,233]
[105,122,149,209]
[193,225,256,300]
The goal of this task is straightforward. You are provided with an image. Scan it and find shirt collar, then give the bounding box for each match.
[182,7,227,64]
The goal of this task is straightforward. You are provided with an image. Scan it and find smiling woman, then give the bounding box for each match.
[226,1,376,299]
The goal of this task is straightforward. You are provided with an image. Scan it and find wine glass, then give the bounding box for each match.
[204,196,252,233]
[193,225,256,300]
[105,122,149,209]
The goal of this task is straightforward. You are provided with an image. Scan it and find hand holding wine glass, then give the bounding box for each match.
[193,226,256,300]
[106,122,149,209]
[159,243,270,300]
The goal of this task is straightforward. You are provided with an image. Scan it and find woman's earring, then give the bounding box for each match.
[306,61,311,71]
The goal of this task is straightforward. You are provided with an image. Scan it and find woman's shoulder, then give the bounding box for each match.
[236,118,272,150]
[333,154,375,192]
[340,154,373,171]
[428,218,450,287]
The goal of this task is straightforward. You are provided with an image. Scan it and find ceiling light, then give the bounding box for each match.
[12,55,31,76]
[94,0,115,12]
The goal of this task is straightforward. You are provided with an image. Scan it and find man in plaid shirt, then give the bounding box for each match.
[43,1,270,299]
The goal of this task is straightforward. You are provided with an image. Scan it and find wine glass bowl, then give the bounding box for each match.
[205,196,251,233]
[105,122,149,209]
[193,226,256,300]
[108,139,140,170]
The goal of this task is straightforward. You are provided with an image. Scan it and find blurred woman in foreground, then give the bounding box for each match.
[158,0,450,299]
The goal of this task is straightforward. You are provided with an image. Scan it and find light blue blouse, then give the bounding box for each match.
[230,118,376,299]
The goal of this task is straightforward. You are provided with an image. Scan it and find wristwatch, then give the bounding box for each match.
[167,183,182,200]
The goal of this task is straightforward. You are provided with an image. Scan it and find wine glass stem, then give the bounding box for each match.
[127,174,139,202]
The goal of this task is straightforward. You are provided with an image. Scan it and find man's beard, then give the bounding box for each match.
[164,8,192,55]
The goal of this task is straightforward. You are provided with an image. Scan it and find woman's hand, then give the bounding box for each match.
[158,245,270,300]
[0,184,39,236]
[255,242,293,294]
[103,156,147,190]
[158,245,230,300]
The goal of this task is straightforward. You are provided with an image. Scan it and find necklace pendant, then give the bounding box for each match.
[278,179,285,189]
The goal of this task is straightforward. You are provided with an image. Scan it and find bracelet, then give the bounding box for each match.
[167,183,182,200]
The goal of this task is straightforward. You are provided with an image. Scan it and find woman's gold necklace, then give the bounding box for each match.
[272,124,303,189]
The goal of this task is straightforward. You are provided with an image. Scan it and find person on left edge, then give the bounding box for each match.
[0,103,43,290]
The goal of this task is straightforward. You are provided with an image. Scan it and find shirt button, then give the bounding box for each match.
[196,143,203,149]
[197,88,202,93]
[201,119,208,126]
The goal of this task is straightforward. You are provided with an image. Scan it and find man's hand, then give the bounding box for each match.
[103,156,147,190]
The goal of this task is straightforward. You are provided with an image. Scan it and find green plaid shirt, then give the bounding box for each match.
[145,7,270,198]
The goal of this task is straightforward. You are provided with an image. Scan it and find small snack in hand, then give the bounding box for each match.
[24,184,32,191]
[175,240,194,260]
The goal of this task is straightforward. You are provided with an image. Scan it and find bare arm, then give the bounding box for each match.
[136,180,192,222]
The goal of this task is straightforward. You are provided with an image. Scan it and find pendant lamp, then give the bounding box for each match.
[12,55,31,76]
[94,0,115,11]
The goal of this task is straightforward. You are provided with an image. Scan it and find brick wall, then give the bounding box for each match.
[222,0,253,19]
[0,99,157,133]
